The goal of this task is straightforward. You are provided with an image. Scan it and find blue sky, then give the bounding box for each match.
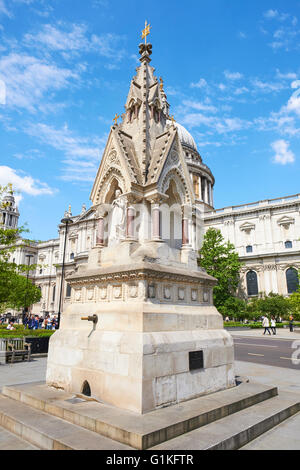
[0,0,299,241]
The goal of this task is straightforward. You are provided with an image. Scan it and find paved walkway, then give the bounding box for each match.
[0,357,47,392]
[228,327,300,341]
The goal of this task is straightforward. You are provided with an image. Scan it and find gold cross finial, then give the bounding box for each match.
[171,115,176,124]
[113,113,120,125]
[142,20,151,44]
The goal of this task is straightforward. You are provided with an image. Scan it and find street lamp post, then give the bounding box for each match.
[57,217,73,329]
[23,254,34,324]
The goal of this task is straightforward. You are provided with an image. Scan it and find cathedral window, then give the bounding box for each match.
[66,283,72,298]
[286,268,299,294]
[246,245,253,253]
[246,270,258,296]
[70,252,74,260]
[285,240,292,249]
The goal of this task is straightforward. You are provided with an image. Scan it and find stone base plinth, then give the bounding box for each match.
[46,261,235,413]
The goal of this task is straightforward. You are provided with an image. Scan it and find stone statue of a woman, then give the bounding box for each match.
[109,189,126,246]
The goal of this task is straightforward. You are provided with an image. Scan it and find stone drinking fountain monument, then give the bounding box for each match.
[46,24,235,414]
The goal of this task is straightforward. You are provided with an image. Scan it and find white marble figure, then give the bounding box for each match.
[109,189,126,245]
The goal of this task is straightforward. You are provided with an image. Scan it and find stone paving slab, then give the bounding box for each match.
[2,381,277,449]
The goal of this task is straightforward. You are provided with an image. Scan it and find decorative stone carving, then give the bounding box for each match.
[99,286,107,300]
[177,287,185,300]
[191,289,198,301]
[87,288,94,301]
[164,285,171,300]
[148,284,156,299]
[128,284,138,298]
[75,289,81,302]
[113,285,122,299]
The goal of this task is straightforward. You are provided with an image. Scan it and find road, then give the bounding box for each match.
[233,335,300,370]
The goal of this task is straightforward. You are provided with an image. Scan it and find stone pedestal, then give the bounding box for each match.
[46,256,235,414]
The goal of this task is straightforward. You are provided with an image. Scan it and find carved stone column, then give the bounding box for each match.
[198,175,202,201]
[96,216,105,246]
[182,205,190,246]
[126,205,135,240]
[151,201,161,241]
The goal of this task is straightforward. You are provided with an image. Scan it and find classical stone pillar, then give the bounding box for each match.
[96,217,105,246]
[206,180,210,205]
[151,203,161,241]
[182,206,190,246]
[202,178,207,203]
[126,205,135,240]
[198,175,202,201]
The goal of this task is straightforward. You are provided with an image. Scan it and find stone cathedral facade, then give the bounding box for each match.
[2,42,299,318]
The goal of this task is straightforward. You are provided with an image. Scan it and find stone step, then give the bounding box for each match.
[240,412,300,450]
[0,426,39,450]
[0,395,133,450]
[150,392,300,450]
[2,381,278,449]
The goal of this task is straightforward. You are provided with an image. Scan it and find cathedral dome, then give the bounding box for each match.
[170,121,198,152]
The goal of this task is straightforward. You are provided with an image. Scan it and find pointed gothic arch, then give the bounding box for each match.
[96,168,126,205]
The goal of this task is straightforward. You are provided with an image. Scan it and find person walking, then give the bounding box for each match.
[271,317,276,335]
[289,315,294,332]
[262,316,272,335]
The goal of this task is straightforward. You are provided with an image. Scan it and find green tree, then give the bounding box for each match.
[256,292,290,320]
[218,296,247,321]
[0,184,41,311]
[198,228,243,309]
[289,276,300,320]
[4,274,41,311]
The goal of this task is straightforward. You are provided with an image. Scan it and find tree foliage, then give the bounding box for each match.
[0,185,41,311]
[198,228,243,309]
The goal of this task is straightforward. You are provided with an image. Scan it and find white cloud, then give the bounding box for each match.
[0,166,56,200]
[275,69,297,80]
[224,70,243,81]
[182,99,217,114]
[25,123,105,182]
[234,86,249,95]
[251,78,285,93]
[190,78,207,89]
[0,0,11,17]
[264,9,279,19]
[218,83,226,91]
[181,112,250,134]
[24,23,126,62]
[0,53,78,112]
[271,139,295,164]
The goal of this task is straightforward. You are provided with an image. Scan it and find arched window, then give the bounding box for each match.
[70,252,74,260]
[246,245,253,253]
[285,240,293,249]
[246,270,258,296]
[286,268,299,294]
[66,283,72,298]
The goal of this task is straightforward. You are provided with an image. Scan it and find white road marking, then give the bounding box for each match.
[247,353,264,357]
[234,342,278,348]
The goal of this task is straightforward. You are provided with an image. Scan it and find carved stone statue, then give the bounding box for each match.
[109,189,126,245]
